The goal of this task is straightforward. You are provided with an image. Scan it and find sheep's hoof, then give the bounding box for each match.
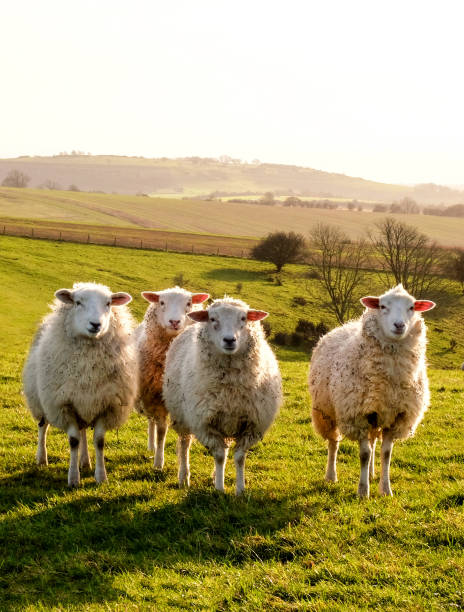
[36,455,48,466]
[379,483,393,496]
[357,483,370,498]
[80,458,92,470]
[95,469,108,484]
[235,487,245,496]
[178,473,190,488]
[68,474,80,488]
[153,457,164,470]
[325,472,337,483]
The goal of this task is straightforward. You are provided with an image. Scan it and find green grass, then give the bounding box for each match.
[2,187,464,247]
[1,236,464,611]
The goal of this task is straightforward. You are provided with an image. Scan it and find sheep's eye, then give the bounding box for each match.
[187,302,191,307]
[210,317,216,323]
[106,301,111,307]
[409,306,414,311]
[380,305,386,310]
[75,300,82,306]
[241,316,246,322]
[160,301,164,306]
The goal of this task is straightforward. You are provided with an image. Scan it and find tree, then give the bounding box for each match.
[449,249,464,293]
[307,223,369,324]
[259,192,275,205]
[2,169,30,188]
[251,231,307,272]
[371,217,445,297]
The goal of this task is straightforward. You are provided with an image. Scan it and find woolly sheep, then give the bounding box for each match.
[163,296,283,495]
[308,284,435,498]
[23,282,137,487]
[134,286,209,468]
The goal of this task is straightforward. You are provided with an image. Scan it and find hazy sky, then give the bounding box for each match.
[2,0,463,185]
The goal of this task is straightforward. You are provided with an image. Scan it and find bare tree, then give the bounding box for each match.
[251,231,307,272]
[371,217,445,297]
[2,169,30,188]
[449,249,464,293]
[308,223,369,324]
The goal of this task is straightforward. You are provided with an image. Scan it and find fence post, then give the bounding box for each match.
[165,241,168,251]
[217,248,219,255]
[241,250,243,257]
[140,239,143,249]
[87,234,90,243]
[191,244,194,253]
[31,227,34,237]
[3,226,5,235]
[113,237,116,246]
[59,231,62,241]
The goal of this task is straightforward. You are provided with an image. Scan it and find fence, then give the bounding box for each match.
[1,222,253,259]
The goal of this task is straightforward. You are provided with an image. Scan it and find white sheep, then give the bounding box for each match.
[163,296,283,495]
[23,282,137,487]
[308,284,435,498]
[134,286,209,468]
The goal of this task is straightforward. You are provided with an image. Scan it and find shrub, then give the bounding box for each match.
[274,332,289,346]
[292,296,307,306]
[251,231,307,272]
[261,320,271,338]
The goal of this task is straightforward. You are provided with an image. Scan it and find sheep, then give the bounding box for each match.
[308,284,436,498]
[163,296,283,495]
[134,286,209,468]
[23,282,138,487]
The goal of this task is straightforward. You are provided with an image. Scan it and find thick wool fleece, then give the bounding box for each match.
[23,299,138,432]
[163,299,282,453]
[309,308,429,443]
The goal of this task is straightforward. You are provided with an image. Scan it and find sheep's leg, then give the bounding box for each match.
[234,448,247,496]
[379,431,394,496]
[369,432,377,481]
[36,419,49,466]
[325,439,339,482]
[213,446,229,493]
[357,437,372,498]
[93,419,107,484]
[67,422,81,487]
[154,415,168,469]
[177,434,192,488]
[147,419,155,452]
[79,428,92,469]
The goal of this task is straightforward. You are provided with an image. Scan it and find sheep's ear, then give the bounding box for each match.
[55,289,74,304]
[360,297,380,309]
[141,292,159,303]
[247,310,268,321]
[414,300,436,312]
[191,293,210,304]
[188,310,209,322]
[111,292,132,306]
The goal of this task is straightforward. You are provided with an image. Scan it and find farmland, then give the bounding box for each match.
[1,236,464,610]
[1,187,464,248]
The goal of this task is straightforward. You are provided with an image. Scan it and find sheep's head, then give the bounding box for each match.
[55,282,132,339]
[142,286,209,336]
[188,296,267,355]
[361,284,435,341]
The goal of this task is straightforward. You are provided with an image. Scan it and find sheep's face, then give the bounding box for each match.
[55,286,132,339]
[142,288,209,336]
[188,304,268,355]
[361,288,435,341]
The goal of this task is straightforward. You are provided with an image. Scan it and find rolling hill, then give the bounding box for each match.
[1,154,464,203]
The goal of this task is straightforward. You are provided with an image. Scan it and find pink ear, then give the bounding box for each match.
[111,292,132,306]
[414,300,436,312]
[192,293,210,304]
[361,297,380,309]
[187,310,209,322]
[247,310,268,321]
[141,292,159,303]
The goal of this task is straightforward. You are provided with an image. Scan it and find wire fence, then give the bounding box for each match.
[0,222,253,258]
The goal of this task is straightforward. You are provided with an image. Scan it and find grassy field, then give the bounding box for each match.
[1,187,464,248]
[1,236,464,610]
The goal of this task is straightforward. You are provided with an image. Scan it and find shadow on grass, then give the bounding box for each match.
[203,268,265,283]
[0,472,319,609]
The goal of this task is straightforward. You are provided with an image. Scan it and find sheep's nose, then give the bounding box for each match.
[90,321,101,331]
[394,321,405,330]
[223,336,236,346]
[169,319,181,328]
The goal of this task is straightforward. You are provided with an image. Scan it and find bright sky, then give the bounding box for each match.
[1,0,463,185]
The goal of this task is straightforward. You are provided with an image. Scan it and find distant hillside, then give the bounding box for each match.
[1,155,463,204]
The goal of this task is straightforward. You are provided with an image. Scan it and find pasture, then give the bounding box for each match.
[1,236,463,610]
[1,187,464,247]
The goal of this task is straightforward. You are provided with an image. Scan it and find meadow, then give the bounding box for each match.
[1,235,463,611]
[1,187,464,247]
